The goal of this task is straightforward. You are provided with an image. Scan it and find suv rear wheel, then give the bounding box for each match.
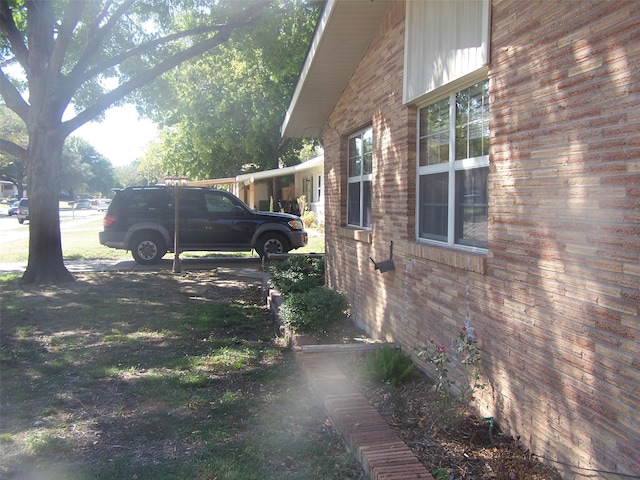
[130,232,167,265]
[256,232,289,258]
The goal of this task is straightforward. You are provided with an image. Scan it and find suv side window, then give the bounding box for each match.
[180,189,206,214]
[204,192,236,214]
[126,189,170,210]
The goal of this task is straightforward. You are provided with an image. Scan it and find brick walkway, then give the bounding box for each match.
[295,344,434,480]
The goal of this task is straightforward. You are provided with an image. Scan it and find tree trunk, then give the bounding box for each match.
[21,126,74,284]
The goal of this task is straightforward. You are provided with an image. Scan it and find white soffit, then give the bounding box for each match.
[282,0,395,139]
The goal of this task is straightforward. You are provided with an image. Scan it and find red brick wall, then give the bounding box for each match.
[321,0,640,477]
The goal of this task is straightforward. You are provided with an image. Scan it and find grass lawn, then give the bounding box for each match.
[0,270,362,480]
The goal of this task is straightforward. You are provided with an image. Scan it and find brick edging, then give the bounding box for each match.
[297,352,434,480]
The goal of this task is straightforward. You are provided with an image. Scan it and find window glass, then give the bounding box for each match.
[205,192,234,213]
[126,189,170,210]
[419,98,450,167]
[347,183,361,225]
[347,127,373,228]
[363,180,372,227]
[348,136,362,178]
[455,167,488,247]
[419,172,448,242]
[417,79,489,249]
[455,82,489,161]
[180,189,204,214]
[362,128,373,174]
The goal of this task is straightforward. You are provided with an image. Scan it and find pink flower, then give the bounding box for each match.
[462,326,467,331]
[438,345,446,353]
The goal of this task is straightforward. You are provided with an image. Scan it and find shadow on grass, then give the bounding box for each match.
[0,271,364,480]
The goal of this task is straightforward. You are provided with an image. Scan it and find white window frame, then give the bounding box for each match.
[347,127,373,229]
[416,79,489,250]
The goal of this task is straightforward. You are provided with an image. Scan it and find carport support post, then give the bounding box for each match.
[165,176,189,273]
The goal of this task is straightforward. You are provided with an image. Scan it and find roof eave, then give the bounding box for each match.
[281,0,396,139]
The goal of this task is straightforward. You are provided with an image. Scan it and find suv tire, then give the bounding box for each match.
[130,232,167,265]
[256,232,289,258]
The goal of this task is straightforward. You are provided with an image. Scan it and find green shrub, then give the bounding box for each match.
[365,343,415,386]
[279,286,349,334]
[267,256,324,294]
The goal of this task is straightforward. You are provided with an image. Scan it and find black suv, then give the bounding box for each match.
[99,186,308,264]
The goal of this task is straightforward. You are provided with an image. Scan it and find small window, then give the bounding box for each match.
[303,176,312,201]
[347,127,373,228]
[417,80,489,249]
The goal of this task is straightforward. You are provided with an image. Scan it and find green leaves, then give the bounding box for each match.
[138,0,322,179]
[279,286,349,335]
[267,255,325,295]
[365,343,415,386]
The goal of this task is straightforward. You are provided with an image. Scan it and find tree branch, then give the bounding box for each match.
[49,0,87,76]
[74,23,229,90]
[0,137,27,161]
[69,0,136,86]
[61,1,270,136]
[62,28,230,135]
[0,0,30,71]
[0,70,29,122]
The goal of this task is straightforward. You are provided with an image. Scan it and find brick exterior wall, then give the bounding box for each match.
[321,1,640,477]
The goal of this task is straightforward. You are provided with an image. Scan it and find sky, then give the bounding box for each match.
[73,104,158,167]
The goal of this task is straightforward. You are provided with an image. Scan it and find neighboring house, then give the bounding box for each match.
[0,180,18,199]
[189,155,324,223]
[282,1,639,478]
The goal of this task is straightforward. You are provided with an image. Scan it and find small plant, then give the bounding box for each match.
[417,326,484,403]
[26,434,74,455]
[278,286,349,334]
[302,210,317,227]
[297,195,308,216]
[432,467,450,480]
[267,255,324,294]
[365,343,415,386]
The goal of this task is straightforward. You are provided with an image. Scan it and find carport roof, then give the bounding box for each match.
[281,0,395,139]
[186,155,324,187]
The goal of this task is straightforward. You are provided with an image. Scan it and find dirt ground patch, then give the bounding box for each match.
[312,319,563,480]
[0,270,364,480]
[1,269,563,479]
[345,360,563,480]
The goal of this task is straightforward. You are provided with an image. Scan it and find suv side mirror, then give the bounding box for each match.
[232,205,245,216]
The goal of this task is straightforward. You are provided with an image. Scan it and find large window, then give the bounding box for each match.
[347,127,373,228]
[418,80,489,249]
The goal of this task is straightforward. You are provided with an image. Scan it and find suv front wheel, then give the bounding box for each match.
[256,232,289,258]
[130,232,167,265]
